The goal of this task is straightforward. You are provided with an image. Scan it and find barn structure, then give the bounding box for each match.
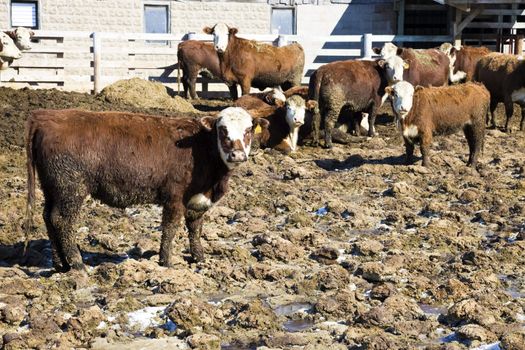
[0,0,524,95]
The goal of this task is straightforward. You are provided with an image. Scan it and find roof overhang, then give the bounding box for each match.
[433,0,524,12]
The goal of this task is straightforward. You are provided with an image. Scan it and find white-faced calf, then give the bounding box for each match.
[386,81,488,167]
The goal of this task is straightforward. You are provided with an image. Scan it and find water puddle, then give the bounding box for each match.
[314,206,329,217]
[274,302,312,316]
[283,318,315,332]
[498,274,525,299]
[418,303,447,317]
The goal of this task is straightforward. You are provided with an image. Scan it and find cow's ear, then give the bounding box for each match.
[203,26,213,34]
[403,60,410,69]
[253,117,269,131]
[415,85,424,92]
[396,48,404,55]
[377,59,386,68]
[199,116,217,132]
[274,99,285,108]
[29,31,35,37]
[372,47,382,55]
[450,47,457,56]
[385,86,393,96]
[306,99,318,111]
[229,27,238,36]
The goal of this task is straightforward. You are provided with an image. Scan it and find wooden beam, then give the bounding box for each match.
[458,5,484,33]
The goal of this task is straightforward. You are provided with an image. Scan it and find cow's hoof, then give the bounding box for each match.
[190,252,205,263]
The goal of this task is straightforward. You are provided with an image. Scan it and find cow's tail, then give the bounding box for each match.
[177,62,181,95]
[308,70,322,145]
[24,113,37,254]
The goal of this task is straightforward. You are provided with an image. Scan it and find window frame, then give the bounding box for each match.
[10,0,39,29]
[143,1,171,45]
[271,6,297,35]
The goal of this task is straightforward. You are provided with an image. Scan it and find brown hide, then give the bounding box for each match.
[397,82,488,167]
[307,59,388,147]
[283,86,309,100]
[26,109,232,271]
[216,32,305,95]
[474,52,525,131]
[234,90,284,110]
[248,105,294,154]
[451,46,490,82]
[177,40,237,99]
[400,48,449,87]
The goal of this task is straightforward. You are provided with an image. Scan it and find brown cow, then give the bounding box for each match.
[385,81,487,167]
[375,43,450,87]
[439,43,491,83]
[177,40,238,100]
[233,87,286,110]
[308,58,405,147]
[473,52,525,132]
[203,23,305,96]
[248,94,316,154]
[26,108,268,271]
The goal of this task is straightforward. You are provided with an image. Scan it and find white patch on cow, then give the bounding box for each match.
[403,124,419,139]
[271,87,286,104]
[380,42,398,59]
[188,193,213,211]
[390,81,415,118]
[12,27,33,51]
[0,32,22,60]
[360,113,370,133]
[383,54,406,84]
[285,97,306,152]
[511,87,525,104]
[216,107,253,169]
[211,23,229,53]
[450,70,467,83]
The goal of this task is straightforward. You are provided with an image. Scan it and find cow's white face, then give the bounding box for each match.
[269,87,286,105]
[388,81,415,119]
[383,54,406,83]
[211,23,230,54]
[381,42,399,59]
[0,32,22,59]
[13,27,34,51]
[285,95,306,128]
[216,107,254,169]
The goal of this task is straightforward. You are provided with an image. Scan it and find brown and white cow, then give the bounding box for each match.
[26,108,268,271]
[308,58,405,147]
[474,52,525,132]
[177,40,238,100]
[233,87,287,110]
[0,32,23,70]
[1,28,33,70]
[439,43,491,83]
[248,94,315,154]
[386,81,488,167]
[203,23,305,96]
[374,43,450,87]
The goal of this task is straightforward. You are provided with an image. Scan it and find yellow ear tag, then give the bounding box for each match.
[254,125,262,134]
[403,62,410,69]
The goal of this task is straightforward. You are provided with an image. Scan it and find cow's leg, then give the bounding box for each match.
[404,138,414,165]
[42,196,66,271]
[488,99,498,129]
[464,124,482,167]
[366,104,377,137]
[519,104,525,131]
[311,107,321,147]
[324,108,339,148]
[228,84,238,100]
[188,69,199,100]
[50,197,85,271]
[185,209,206,263]
[503,98,514,132]
[159,204,183,267]
[420,133,432,167]
[240,79,251,96]
[353,112,361,137]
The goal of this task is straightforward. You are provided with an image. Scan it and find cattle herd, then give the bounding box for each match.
[16,23,525,272]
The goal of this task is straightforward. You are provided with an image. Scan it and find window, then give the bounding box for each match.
[11,1,38,29]
[144,4,169,34]
[271,8,295,35]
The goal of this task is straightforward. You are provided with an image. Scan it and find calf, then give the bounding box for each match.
[249,94,314,154]
[233,87,286,110]
[204,23,305,96]
[4,27,35,51]
[308,58,405,147]
[375,43,449,87]
[385,81,487,167]
[26,108,268,271]
[439,43,491,83]
[177,40,237,100]
[474,52,525,132]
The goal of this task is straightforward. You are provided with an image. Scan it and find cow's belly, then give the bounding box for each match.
[91,181,160,208]
[252,75,286,89]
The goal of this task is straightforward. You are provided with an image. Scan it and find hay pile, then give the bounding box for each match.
[100,78,197,113]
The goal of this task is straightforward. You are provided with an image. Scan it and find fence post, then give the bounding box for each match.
[277,34,288,47]
[362,33,373,59]
[93,32,102,94]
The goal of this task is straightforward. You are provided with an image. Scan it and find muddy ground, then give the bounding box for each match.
[0,86,524,350]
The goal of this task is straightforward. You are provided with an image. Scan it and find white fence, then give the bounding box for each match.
[0,30,457,95]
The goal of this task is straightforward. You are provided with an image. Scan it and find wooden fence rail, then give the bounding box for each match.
[0,30,487,96]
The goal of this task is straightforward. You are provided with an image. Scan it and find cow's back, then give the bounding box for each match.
[475,53,525,101]
[455,46,490,81]
[178,40,221,77]
[28,109,206,207]
[402,48,449,87]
